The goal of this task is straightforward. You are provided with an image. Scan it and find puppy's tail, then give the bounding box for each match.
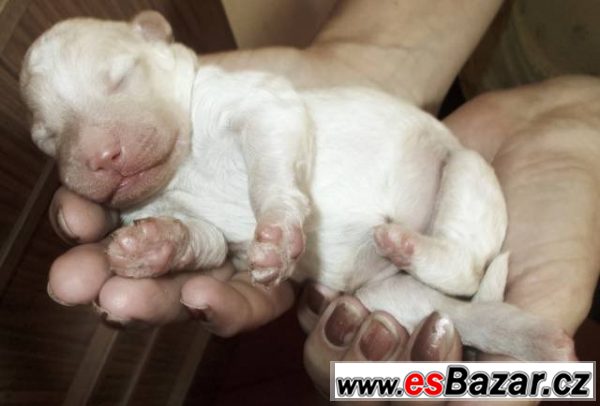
[472,251,509,303]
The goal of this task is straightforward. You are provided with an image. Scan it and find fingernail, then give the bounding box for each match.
[186,306,212,323]
[324,301,363,347]
[102,312,150,330]
[47,283,76,307]
[411,312,455,361]
[306,286,327,315]
[56,207,77,241]
[92,301,149,330]
[93,301,121,325]
[359,317,397,361]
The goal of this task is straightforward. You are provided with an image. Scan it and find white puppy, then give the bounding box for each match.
[20,12,574,361]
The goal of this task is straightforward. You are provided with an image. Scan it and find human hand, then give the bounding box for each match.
[300,76,600,404]
[47,185,296,333]
[300,287,464,401]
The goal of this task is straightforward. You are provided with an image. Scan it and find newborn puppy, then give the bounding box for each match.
[20,12,574,361]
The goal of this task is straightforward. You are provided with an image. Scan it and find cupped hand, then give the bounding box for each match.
[300,76,600,404]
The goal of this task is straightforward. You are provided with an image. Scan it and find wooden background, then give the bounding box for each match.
[0,1,236,404]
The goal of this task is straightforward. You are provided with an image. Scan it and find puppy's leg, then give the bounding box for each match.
[107,217,227,278]
[356,274,575,361]
[449,301,576,362]
[375,149,507,296]
[230,73,312,285]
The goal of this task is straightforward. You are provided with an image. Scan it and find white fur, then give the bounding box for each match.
[128,67,506,292]
[21,17,575,361]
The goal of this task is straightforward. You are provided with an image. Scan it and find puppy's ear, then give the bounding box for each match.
[31,119,56,157]
[131,10,173,42]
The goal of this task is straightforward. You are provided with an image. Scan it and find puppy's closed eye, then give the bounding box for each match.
[106,55,139,93]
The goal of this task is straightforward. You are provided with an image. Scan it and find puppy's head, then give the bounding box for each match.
[21,11,197,208]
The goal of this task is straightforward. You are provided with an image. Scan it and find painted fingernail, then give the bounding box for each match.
[47,283,76,307]
[187,306,212,323]
[324,301,363,347]
[359,318,397,361]
[306,286,327,315]
[411,312,455,361]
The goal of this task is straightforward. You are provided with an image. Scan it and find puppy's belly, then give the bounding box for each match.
[158,87,449,292]
[164,136,444,292]
[292,91,448,292]
[295,153,443,292]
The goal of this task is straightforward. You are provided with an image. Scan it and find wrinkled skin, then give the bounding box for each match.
[43,1,599,405]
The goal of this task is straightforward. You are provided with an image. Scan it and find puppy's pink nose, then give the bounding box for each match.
[86,143,122,172]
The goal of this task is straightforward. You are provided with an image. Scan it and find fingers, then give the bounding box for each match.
[49,186,119,243]
[304,296,369,395]
[406,312,463,362]
[304,301,463,400]
[93,263,235,327]
[180,270,295,337]
[330,313,410,405]
[341,311,409,362]
[297,282,341,333]
[96,272,197,327]
[47,188,296,332]
[47,240,191,325]
[48,244,237,326]
[48,243,111,306]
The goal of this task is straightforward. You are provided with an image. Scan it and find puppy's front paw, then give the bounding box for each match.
[107,217,190,278]
[248,220,304,286]
[373,224,415,268]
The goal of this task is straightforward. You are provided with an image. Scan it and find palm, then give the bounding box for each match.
[445,80,600,338]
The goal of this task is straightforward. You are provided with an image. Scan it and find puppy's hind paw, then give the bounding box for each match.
[373,224,415,268]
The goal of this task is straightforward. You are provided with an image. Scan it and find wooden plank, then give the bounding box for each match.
[0,159,56,296]
[118,328,160,406]
[62,323,119,406]
[167,325,212,406]
[0,0,31,53]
